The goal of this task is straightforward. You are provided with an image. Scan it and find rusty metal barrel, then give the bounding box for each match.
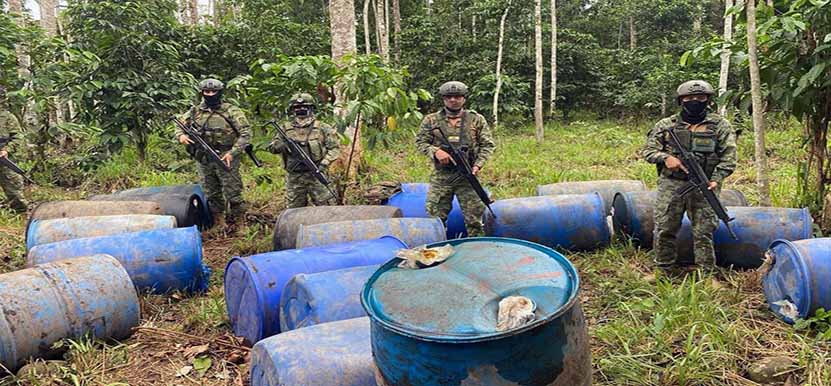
[612,189,748,248]
[26,214,177,250]
[0,254,140,372]
[536,180,647,214]
[295,217,446,249]
[484,194,610,251]
[272,206,403,251]
[88,192,205,228]
[362,238,591,386]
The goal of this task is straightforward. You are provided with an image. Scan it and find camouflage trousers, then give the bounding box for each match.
[654,176,719,267]
[426,168,485,237]
[197,158,245,222]
[285,170,337,209]
[0,165,27,213]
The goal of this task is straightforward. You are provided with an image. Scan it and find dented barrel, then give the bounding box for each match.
[273,206,403,251]
[28,201,165,239]
[362,238,591,386]
[676,207,812,268]
[536,180,647,214]
[295,218,446,249]
[250,317,375,386]
[106,184,212,228]
[88,192,205,228]
[612,189,748,248]
[27,226,209,294]
[26,214,177,250]
[484,194,610,251]
[280,265,378,332]
[0,254,140,372]
[763,238,831,323]
[386,185,469,239]
[225,237,406,344]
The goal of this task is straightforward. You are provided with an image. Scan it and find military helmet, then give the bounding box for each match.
[438,81,468,97]
[198,78,225,92]
[676,80,715,99]
[289,93,316,108]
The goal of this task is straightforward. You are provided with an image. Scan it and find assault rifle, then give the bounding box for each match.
[265,121,337,199]
[433,127,496,218]
[0,137,34,184]
[666,128,737,240]
[170,117,231,172]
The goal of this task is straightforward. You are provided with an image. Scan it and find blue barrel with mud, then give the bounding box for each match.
[536,179,647,214]
[763,238,831,323]
[0,254,140,372]
[224,237,406,345]
[27,226,209,294]
[280,265,378,332]
[26,214,178,250]
[295,217,446,249]
[108,184,212,227]
[484,193,610,251]
[676,206,812,268]
[250,317,375,386]
[362,237,592,386]
[386,182,470,239]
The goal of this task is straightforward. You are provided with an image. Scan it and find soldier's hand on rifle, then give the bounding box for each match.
[178,134,194,145]
[707,181,718,191]
[664,156,689,174]
[221,153,233,168]
[435,149,452,165]
[472,166,480,175]
[0,150,7,159]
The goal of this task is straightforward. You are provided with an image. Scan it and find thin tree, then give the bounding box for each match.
[492,0,511,127]
[549,0,557,118]
[718,0,734,116]
[746,0,771,205]
[189,0,199,24]
[628,15,637,51]
[374,0,389,62]
[392,0,400,63]
[534,0,544,142]
[38,0,58,36]
[363,0,372,54]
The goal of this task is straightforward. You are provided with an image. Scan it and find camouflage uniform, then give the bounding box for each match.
[0,98,27,213]
[417,108,495,237]
[175,101,251,223]
[643,112,737,266]
[269,116,340,208]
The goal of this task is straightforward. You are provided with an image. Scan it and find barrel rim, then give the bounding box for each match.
[361,236,581,343]
[224,255,268,343]
[765,238,812,321]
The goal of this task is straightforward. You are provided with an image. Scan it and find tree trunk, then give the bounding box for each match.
[549,0,557,118]
[392,0,400,63]
[693,2,703,33]
[189,0,199,24]
[661,93,667,116]
[38,0,58,36]
[472,15,477,42]
[374,0,389,62]
[628,15,637,51]
[746,0,771,205]
[329,0,361,188]
[363,0,372,54]
[718,0,734,116]
[534,0,544,142]
[7,0,23,14]
[493,1,511,127]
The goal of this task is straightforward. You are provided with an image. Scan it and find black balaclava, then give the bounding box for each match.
[203,91,222,109]
[680,98,708,124]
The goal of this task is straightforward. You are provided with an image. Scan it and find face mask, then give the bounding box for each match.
[293,106,311,117]
[203,92,222,108]
[681,100,708,118]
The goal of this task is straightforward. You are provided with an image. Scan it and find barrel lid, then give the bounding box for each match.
[763,239,812,323]
[224,257,267,345]
[361,237,580,343]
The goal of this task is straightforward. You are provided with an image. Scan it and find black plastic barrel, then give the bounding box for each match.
[272,206,403,251]
[105,184,213,228]
[88,192,205,228]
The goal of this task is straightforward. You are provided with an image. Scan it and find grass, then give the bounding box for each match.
[0,115,827,385]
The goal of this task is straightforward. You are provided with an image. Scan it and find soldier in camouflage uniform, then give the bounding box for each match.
[175,78,251,229]
[416,81,496,237]
[642,80,737,269]
[0,86,28,213]
[268,93,340,208]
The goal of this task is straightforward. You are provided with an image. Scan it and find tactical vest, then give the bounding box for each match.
[430,111,477,170]
[658,120,720,180]
[282,120,328,173]
[186,106,241,164]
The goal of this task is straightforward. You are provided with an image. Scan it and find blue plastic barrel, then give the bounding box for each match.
[386,183,470,239]
[250,317,375,386]
[362,238,591,386]
[224,237,406,345]
[295,218,446,249]
[26,214,178,250]
[280,265,378,332]
[484,194,610,251]
[536,179,647,214]
[676,207,812,268]
[0,254,140,372]
[612,190,748,248]
[763,238,831,323]
[27,226,209,294]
